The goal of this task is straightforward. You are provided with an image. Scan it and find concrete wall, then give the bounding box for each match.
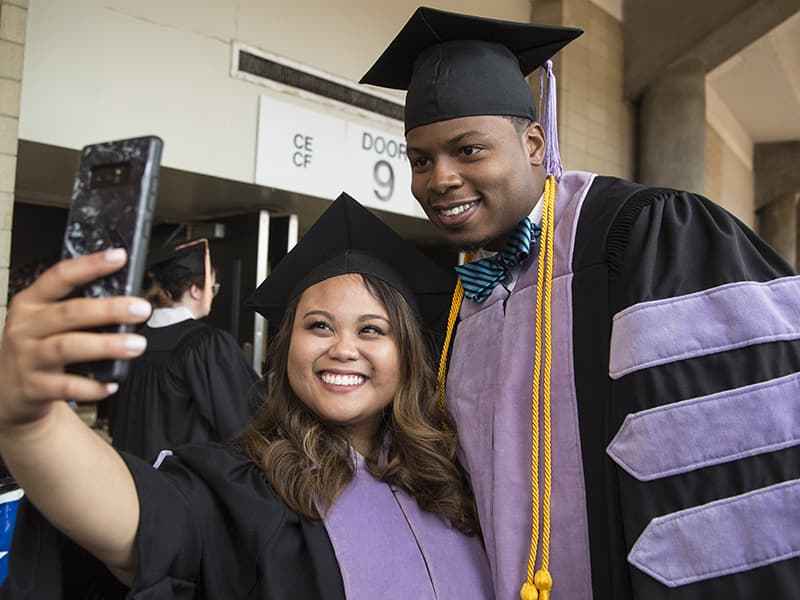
[18,0,530,185]
[754,141,800,267]
[706,124,755,228]
[531,0,635,179]
[0,0,26,331]
[705,82,756,222]
[754,141,800,210]
[561,0,634,179]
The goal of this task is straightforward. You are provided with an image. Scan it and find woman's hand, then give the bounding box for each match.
[0,248,152,430]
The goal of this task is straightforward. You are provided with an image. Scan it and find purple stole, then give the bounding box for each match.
[320,452,493,599]
[446,171,597,600]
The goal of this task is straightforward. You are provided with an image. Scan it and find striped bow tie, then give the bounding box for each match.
[454,217,542,302]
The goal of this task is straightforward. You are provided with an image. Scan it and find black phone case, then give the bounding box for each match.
[62,135,163,382]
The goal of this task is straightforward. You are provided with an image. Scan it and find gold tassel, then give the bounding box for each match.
[534,568,553,600]
[520,174,557,599]
[434,177,559,600]
[436,255,471,416]
[520,581,539,600]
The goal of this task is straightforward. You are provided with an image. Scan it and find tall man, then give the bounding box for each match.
[362,7,800,600]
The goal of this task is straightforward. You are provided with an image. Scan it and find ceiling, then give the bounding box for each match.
[589,0,800,147]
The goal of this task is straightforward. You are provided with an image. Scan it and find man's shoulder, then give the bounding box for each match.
[578,175,721,233]
[582,174,713,209]
[571,175,648,258]
[572,175,728,275]
[584,174,644,203]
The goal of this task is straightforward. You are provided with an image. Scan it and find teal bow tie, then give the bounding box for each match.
[455,218,542,302]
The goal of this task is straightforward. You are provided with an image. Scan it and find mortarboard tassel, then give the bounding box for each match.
[539,60,563,181]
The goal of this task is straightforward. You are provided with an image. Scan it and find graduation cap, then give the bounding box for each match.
[361,7,582,179]
[247,192,455,329]
[146,238,208,284]
[360,6,582,133]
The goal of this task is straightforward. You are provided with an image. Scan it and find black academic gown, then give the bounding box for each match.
[446,172,800,599]
[572,176,800,598]
[0,444,346,600]
[109,319,259,462]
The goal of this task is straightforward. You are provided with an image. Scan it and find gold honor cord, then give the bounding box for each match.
[436,176,559,600]
[520,174,556,600]
[437,270,469,416]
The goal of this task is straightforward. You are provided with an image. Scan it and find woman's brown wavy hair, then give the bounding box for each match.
[237,274,480,535]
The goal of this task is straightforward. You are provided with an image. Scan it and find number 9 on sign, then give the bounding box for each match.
[373,160,394,202]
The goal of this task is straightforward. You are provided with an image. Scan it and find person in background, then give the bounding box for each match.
[108,238,258,462]
[360,6,800,599]
[0,193,491,599]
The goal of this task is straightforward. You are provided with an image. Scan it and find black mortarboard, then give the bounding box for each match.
[360,6,582,133]
[146,238,208,284]
[247,193,455,328]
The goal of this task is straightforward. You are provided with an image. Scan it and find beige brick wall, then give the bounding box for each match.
[0,0,27,332]
[531,0,635,180]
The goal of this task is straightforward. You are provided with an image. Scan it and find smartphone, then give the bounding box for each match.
[62,135,163,382]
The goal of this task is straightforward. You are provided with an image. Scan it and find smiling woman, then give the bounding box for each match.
[286,274,402,457]
[0,193,491,600]
[237,196,489,597]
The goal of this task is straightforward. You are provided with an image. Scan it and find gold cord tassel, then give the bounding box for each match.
[520,174,557,600]
[433,177,558,600]
[437,254,471,415]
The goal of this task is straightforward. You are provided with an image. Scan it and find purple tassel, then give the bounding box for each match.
[538,59,563,181]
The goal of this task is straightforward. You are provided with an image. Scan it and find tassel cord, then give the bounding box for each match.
[437,273,468,416]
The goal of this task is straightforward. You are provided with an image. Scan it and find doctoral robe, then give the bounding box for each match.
[447,171,800,599]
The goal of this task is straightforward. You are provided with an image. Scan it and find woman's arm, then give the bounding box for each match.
[0,249,151,583]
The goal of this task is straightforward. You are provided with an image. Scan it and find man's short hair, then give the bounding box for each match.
[504,115,534,133]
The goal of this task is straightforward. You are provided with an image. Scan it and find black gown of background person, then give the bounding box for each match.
[108,239,259,463]
[109,317,259,463]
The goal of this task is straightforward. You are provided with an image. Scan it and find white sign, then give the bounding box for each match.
[255,94,425,219]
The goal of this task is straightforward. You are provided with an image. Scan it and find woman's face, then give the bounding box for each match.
[287,274,401,455]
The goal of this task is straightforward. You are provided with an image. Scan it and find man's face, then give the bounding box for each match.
[406,115,546,251]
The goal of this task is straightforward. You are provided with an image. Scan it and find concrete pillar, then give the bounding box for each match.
[639,57,706,193]
[796,198,800,272]
[754,141,800,268]
[757,192,799,270]
[0,0,27,332]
